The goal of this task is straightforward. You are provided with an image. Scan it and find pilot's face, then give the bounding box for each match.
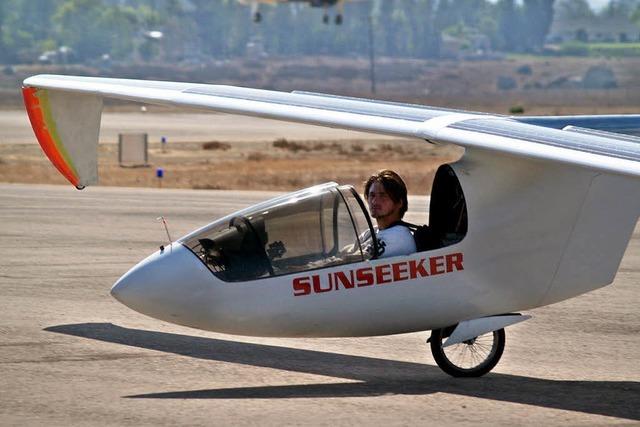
[367,181,402,222]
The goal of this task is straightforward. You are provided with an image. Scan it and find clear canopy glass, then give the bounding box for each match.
[181,183,376,282]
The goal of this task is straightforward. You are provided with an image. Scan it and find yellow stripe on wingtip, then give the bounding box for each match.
[37,90,80,180]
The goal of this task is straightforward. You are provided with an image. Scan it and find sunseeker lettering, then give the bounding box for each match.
[293,252,464,296]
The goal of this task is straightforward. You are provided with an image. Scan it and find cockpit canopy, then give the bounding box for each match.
[181,166,469,283]
[181,183,376,282]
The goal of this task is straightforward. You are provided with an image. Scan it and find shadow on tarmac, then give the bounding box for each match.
[45,323,639,420]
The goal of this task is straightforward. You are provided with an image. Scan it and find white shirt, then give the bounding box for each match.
[372,224,417,258]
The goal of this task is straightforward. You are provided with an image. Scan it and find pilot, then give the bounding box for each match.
[364,170,416,258]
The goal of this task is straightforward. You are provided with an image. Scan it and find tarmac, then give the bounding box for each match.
[0,110,402,145]
[0,183,638,426]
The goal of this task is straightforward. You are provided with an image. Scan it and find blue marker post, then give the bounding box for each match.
[161,136,167,153]
[156,167,164,188]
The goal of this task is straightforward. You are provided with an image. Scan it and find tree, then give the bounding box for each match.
[497,0,521,51]
[52,0,160,62]
[0,2,6,63]
[555,0,594,20]
[522,0,554,51]
[632,4,640,25]
[408,0,439,58]
[0,0,62,63]
[601,0,636,19]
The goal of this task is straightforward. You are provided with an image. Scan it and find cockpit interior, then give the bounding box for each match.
[181,164,467,282]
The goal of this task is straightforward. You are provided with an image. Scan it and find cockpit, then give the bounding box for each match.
[181,165,468,282]
[181,183,376,282]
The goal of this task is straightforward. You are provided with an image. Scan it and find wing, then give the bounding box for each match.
[515,115,640,136]
[22,74,640,187]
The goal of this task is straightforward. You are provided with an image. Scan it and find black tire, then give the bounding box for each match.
[430,328,505,377]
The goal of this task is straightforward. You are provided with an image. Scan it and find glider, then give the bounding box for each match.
[22,74,640,376]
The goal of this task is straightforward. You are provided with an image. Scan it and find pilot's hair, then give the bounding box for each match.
[364,169,409,218]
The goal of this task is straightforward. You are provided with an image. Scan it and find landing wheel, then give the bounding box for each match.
[429,328,505,377]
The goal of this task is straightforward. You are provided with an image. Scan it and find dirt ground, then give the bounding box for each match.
[0,140,460,192]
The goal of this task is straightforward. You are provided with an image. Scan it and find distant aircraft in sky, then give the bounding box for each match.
[238,0,354,24]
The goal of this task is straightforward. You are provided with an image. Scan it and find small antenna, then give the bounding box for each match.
[157,216,173,252]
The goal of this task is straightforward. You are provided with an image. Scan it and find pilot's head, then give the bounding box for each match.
[364,170,408,225]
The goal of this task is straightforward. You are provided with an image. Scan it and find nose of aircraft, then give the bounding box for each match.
[111,243,214,325]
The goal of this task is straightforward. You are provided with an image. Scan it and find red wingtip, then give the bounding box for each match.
[22,86,80,187]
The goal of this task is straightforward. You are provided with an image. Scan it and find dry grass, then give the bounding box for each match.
[0,138,461,194]
[273,138,310,152]
[202,141,231,150]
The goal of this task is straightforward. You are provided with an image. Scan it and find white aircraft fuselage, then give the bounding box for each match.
[111,151,640,337]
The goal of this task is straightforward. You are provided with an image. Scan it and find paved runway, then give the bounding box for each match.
[1,184,638,426]
[0,110,402,144]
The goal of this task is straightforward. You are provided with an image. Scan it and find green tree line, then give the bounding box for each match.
[0,0,634,65]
